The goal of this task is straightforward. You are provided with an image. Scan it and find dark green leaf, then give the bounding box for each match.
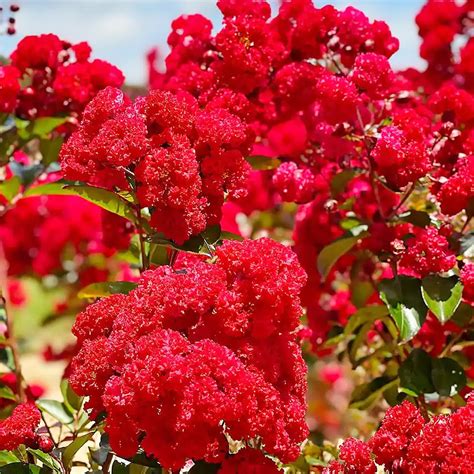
[379,276,428,341]
[350,280,374,308]
[63,433,93,468]
[317,236,360,280]
[36,399,74,424]
[77,281,138,299]
[0,176,20,202]
[0,384,17,401]
[219,231,244,242]
[148,244,168,266]
[200,225,221,245]
[27,450,61,472]
[421,275,463,323]
[398,210,431,228]
[451,302,474,327]
[112,460,129,474]
[39,137,63,166]
[189,460,220,473]
[128,453,161,468]
[431,358,466,397]
[350,376,399,410]
[24,183,137,223]
[60,379,83,412]
[344,305,389,335]
[245,155,281,170]
[0,464,42,474]
[399,349,435,396]
[0,348,15,371]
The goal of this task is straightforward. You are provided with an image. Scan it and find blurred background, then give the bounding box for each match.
[0,0,426,86]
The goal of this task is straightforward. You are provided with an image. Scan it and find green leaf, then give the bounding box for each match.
[317,236,360,280]
[39,137,63,166]
[431,358,466,397]
[219,231,244,242]
[349,321,373,364]
[350,377,399,410]
[330,170,356,196]
[245,155,281,170]
[27,450,61,472]
[128,453,161,468]
[31,117,67,138]
[63,432,93,468]
[24,183,137,223]
[0,384,17,401]
[147,225,222,256]
[0,348,15,371]
[36,399,74,424]
[189,460,220,473]
[340,217,362,230]
[379,276,428,341]
[350,279,374,308]
[0,176,20,202]
[60,379,83,412]
[148,244,168,266]
[344,305,389,335]
[0,464,42,474]
[421,275,463,323]
[23,182,69,198]
[78,281,138,299]
[200,225,222,245]
[398,210,431,228]
[112,461,129,474]
[399,349,435,396]
[0,451,19,466]
[451,302,474,327]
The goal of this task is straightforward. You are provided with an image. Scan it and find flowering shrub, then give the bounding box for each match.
[0,0,473,473]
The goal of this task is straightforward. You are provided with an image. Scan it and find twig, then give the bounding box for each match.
[387,181,416,220]
[102,452,113,473]
[40,412,59,449]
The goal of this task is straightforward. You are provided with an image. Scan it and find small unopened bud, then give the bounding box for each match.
[37,435,54,453]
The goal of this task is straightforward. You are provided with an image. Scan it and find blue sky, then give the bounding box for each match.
[0,0,426,85]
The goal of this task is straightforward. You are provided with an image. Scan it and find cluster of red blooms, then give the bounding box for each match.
[0,403,49,452]
[0,156,132,279]
[324,398,474,473]
[147,0,474,351]
[0,194,131,278]
[60,86,253,243]
[0,33,124,119]
[68,238,307,470]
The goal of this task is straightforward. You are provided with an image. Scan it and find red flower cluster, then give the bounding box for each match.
[0,34,124,119]
[398,226,456,278]
[0,65,20,113]
[149,0,400,205]
[60,86,253,243]
[325,398,474,473]
[0,192,131,277]
[0,403,41,451]
[69,238,307,470]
